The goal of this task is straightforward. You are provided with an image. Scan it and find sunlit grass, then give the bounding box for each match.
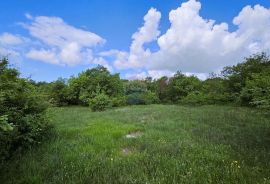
[1,105,270,183]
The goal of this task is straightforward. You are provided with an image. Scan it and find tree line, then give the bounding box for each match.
[32,53,270,110]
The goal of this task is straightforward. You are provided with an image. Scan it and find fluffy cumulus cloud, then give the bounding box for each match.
[105,0,270,78]
[113,8,161,69]
[22,15,105,66]
[150,0,270,73]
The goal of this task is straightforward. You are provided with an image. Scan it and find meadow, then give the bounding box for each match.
[1,105,270,184]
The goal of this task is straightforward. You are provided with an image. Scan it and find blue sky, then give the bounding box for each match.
[0,0,270,81]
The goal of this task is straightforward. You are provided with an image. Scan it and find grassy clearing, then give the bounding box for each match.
[1,105,270,184]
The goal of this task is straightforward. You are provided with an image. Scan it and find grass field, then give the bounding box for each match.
[1,105,270,184]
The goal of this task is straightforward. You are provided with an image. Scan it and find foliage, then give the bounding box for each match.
[89,92,112,111]
[111,96,127,107]
[11,53,270,110]
[222,53,270,103]
[156,76,170,103]
[240,72,270,108]
[0,58,51,163]
[49,78,69,106]
[126,92,145,105]
[125,80,147,105]
[0,115,13,132]
[180,91,208,105]
[143,91,160,104]
[124,80,147,95]
[70,65,123,106]
[166,72,201,103]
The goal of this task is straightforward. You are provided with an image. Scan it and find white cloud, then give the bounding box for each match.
[125,71,148,80]
[99,49,121,57]
[113,8,161,69]
[0,33,23,45]
[148,70,175,79]
[23,14,105,66]
[130,8,161,54]
[59,42,82,65]
[24,15,105,47]
[0,33,26,64]
[26,49,59,65]
[111,0,270,74]
[25,13,33,20]
[125,69,175,80]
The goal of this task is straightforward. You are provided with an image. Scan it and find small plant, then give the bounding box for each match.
[89,92,112,111]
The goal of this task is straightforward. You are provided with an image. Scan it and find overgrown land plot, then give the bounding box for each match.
[1,105,269,184]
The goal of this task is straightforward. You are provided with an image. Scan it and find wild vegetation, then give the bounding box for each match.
[31,53,270,109]
[0,58,52,165]
[0,53,270,183]
[1,105,269,183]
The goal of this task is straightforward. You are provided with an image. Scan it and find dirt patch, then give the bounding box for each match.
[121,148,132,156]
[125,131,143,139]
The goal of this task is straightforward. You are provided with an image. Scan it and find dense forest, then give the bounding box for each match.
[1,53,270,166]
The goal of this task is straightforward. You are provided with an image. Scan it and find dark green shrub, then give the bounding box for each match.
[180,92,208,105]
[125,80,159,105]
[89,93,112,111]
[126,92,145,105]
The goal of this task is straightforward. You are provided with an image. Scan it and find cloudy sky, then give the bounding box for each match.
[0,0,270,81]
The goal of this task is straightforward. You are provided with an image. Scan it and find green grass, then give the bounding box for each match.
[1,105,270,184]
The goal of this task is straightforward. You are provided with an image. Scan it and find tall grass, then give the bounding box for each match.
[1,105,269,183]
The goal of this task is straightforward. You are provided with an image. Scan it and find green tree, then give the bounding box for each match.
[166,72,202,103]
[222,53,270,103]
[49,78,69,106]
[240,72,270,108]
[69,65,124,105]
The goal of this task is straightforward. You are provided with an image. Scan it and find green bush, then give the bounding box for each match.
[240,73,270,108]
[126,92,145,105]
[79,89,92,106]
[111,96,127,107]
[143,91,160,105]
[180,92,208,105]
[0,58,51,163]
[125,80,159,105]
[89,93,112,111]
